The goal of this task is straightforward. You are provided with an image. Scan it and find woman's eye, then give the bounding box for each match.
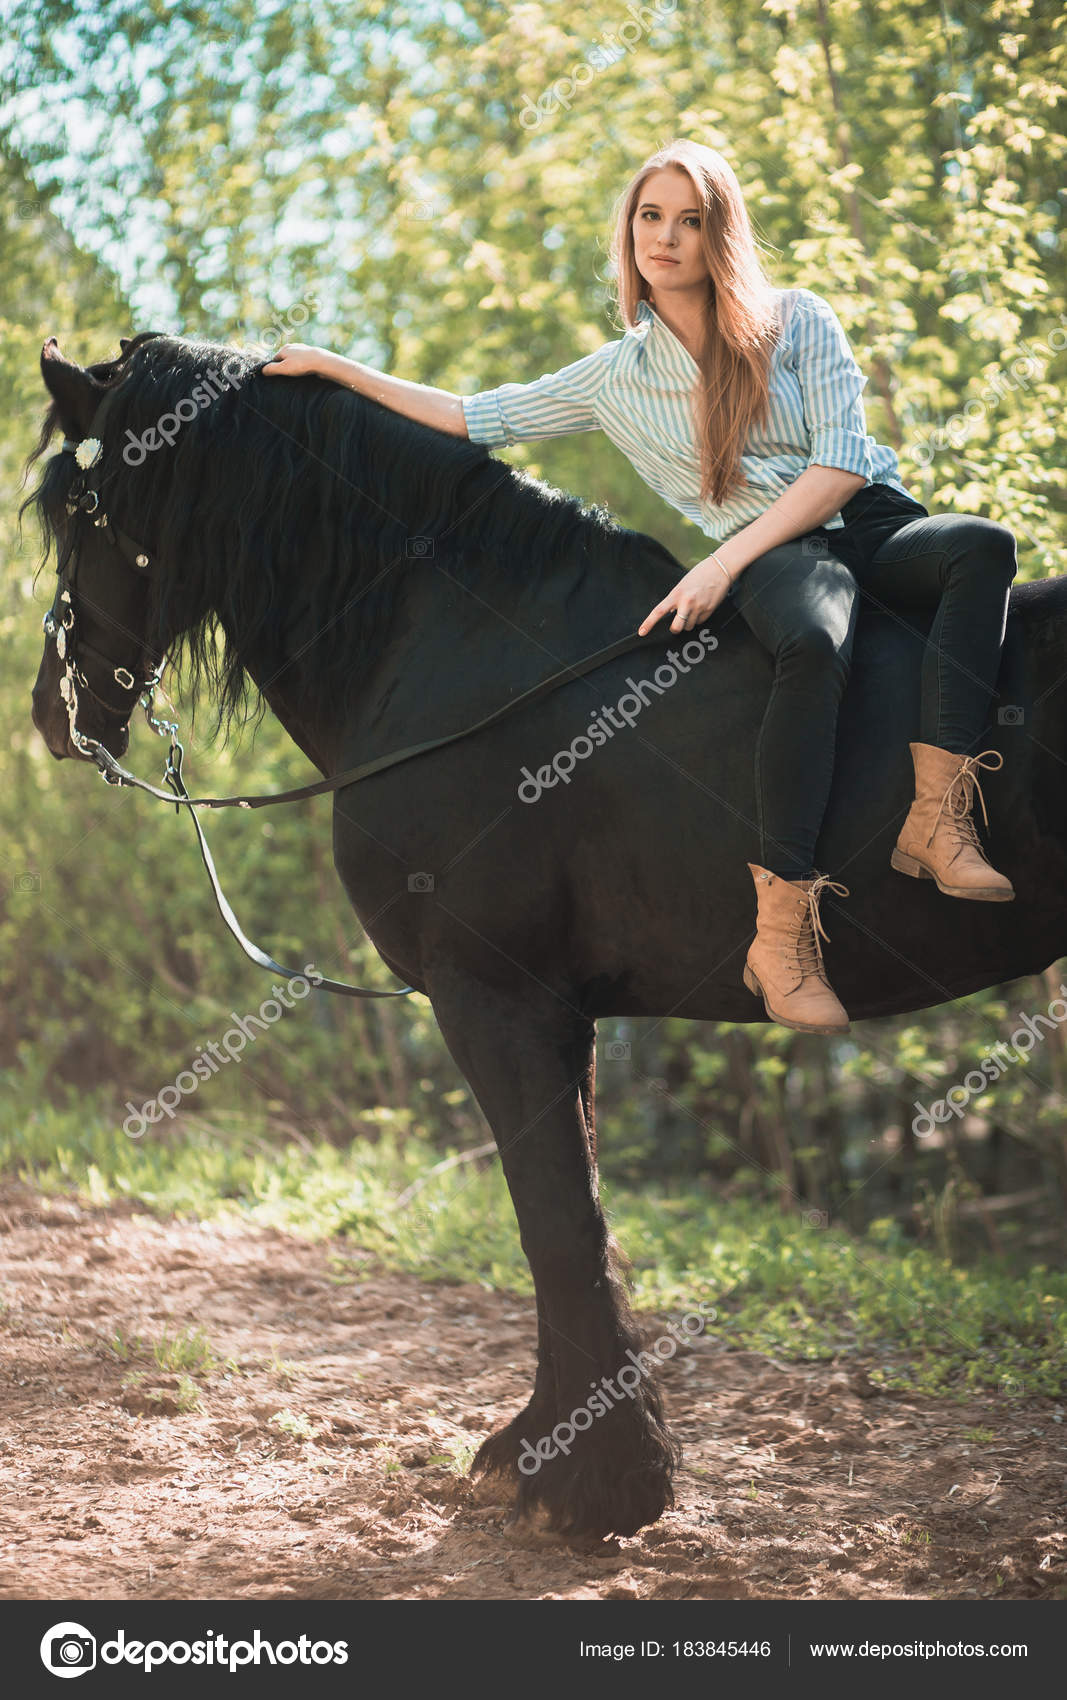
[640,211,701,227]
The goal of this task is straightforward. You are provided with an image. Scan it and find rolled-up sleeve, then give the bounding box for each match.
[791,291,875,482]
[461,339,618,448]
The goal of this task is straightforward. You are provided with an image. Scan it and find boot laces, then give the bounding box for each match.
[790,873,850,984]
[925,749,1003,856]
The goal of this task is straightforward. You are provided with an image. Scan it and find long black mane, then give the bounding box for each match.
[20,335,674,745]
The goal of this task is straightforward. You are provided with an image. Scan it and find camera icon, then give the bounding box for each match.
[407,872,435,893]
[406,536,434,558]
[997,705,1024,726]
[807,196,838,230]
[801,535,828,556]
[40,1622,97,1677]
[12,871,41,893]
[802,1208,828,1229]
[604,1041,631,1061]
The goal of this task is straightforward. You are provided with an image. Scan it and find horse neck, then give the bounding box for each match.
[216,619,338,779]
[1005,581,1067,836]
[251,668,334,777]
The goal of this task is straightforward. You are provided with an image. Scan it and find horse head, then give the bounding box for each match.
[28,332,177,764]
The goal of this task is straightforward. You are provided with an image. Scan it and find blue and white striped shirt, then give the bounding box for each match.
[461,290,908,546]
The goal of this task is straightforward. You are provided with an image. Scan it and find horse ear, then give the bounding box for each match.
[40,337,106,437]
[120,331,167,358]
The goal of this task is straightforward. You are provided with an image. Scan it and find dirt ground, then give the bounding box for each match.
[0,1182,1063,1601]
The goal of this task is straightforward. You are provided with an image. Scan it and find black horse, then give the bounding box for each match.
[23,331,1067,1540]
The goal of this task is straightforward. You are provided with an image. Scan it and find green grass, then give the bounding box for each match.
[268,1408,319,1440]
[109,1323,219,1376]
[264,1346,300,1386]
[106,1323,226,1417]
[120,1368,202,1414]
[425,1438,477,1476]
[2,1075,1065,1401]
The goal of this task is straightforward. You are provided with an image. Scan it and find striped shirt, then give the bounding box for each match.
[461,290,909,546]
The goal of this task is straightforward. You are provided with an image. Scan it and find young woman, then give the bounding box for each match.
[263,139,1018,1036]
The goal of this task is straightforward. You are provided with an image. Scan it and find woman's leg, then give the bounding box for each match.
[849,513,1018,750]
[850,510,1018,899]
[726,540,860,876]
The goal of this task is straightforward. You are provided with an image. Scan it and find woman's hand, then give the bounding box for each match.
[260,342,333,378]
[638,555,735,637]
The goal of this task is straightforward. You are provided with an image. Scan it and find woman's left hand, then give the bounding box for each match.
[638,556,734,637]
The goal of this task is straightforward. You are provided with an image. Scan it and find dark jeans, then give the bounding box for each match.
[725,482,1018,879]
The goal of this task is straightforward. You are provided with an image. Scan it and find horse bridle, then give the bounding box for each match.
[47,343,177,761]
[45,348,667,999]
[46,358,419,999]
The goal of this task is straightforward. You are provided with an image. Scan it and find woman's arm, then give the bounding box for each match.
[262,342,469,436]
[263,336,620,445]
[712,465,867,577]
[637,466,867,638]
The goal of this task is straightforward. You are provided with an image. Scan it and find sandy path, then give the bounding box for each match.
[0,1183,1063,1600]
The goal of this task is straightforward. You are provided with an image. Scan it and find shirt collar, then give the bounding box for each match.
[634,297,699,373]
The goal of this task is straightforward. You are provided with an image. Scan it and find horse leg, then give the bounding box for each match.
[427,972,679,1539]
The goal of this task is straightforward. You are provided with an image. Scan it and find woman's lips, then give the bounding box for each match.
[652,256,679,265]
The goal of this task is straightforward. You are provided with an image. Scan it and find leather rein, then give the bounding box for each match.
[46,354,657,999]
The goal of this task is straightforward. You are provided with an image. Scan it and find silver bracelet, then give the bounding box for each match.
[710,552,734,588]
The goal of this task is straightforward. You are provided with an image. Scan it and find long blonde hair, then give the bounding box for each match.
[609,141,781,508]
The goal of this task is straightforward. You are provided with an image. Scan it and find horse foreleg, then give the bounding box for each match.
[428,972,678,1539]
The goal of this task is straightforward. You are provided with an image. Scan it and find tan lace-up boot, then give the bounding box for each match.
[890,743,1014,901]
[742,863,851,1035]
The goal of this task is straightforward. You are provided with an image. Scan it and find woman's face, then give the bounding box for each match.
[631,168,709,300]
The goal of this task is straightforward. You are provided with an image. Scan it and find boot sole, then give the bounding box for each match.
[890,848,1015,901]
[742,964,851,1035]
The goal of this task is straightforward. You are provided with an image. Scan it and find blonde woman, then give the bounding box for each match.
[264,139,1017,1035]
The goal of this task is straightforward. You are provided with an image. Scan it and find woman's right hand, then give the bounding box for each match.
[637,555,735,636]
[260,342,332,378]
